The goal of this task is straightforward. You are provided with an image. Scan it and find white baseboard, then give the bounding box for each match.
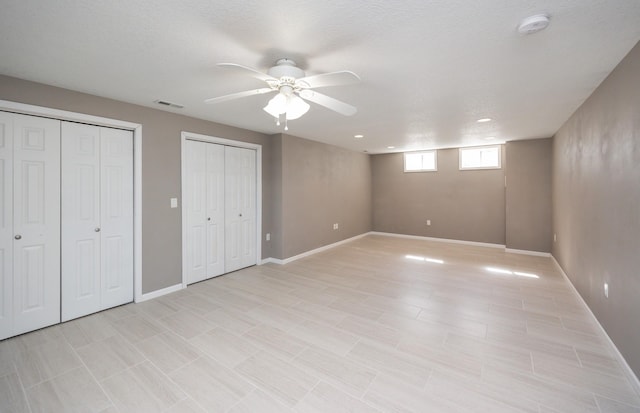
[505,248,551,257]
[261,231,552,265]
[370,231,505,249]
[265,233,370,265]
[135,283,184,303]
[552,256,640,397]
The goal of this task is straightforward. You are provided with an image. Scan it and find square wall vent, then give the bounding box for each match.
[154,100,184,109]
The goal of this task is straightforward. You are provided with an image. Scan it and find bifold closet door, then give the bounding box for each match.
[61,122,133,322]
[0,112,60,340]
[185,140,224,284]
[224,146,256,273]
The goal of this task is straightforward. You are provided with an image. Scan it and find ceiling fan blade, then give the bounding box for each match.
[217,63,276,83]
[204,88,275,104]
[299,90,357,116]
[297,71,360,89]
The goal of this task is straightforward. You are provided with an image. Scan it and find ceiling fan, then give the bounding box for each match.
[204,59,360,129]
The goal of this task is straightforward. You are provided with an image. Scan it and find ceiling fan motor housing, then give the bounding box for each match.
[268,59,305,80]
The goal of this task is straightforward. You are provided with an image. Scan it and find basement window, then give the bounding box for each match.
[459,145,501,170]
[404,150,437,172]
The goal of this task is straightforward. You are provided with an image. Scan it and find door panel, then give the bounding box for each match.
[0,113,13,339]
[100,127,133,309]
[185,140,224,284]
[75,239,97,298]
[61,122,101,321]
[205,144,224,277]
[224,148,242,272]
[12,114,60,336]
[238,149,256,268]
[20,245,45,311]
[225,146,256,273]
[185,140,207,284]
[62,123,133,321]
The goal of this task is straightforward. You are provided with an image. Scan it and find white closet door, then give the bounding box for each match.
[185,140,224,284]
[12,114,60,336]
[0,113,14,338]
[205,143,225,278]
[61,123,101,321]
[225,146,256,273]
[185,140,207,284]
[62,123,133,321]
[100,127,133,309]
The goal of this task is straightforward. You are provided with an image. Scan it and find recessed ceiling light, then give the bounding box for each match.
[484,136,496,140]
[387,146,395,149]
[518,14,550,35]
[477,118,492,123]
[354,134,364,138]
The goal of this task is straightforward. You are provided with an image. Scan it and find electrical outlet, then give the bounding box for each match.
[554,233,557,242]
[332,223,339,230]
[426,220,431,226]
[604,283,609,298]
[266,233,270,241]
[170,198,178,208]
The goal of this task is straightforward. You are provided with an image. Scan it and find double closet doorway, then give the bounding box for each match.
[181,132,261,286]
[0,103,141,341]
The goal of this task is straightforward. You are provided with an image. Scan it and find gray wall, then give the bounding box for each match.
[372,147,506,245]
[552,41,640,376]
[0,75,272,294]
[266,134,283,260]
[277,134,372,259]
[505,138,552,252]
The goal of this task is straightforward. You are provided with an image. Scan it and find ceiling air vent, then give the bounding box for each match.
[154,100,184,109]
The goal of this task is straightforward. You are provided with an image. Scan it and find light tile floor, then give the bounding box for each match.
[1,234,639,412]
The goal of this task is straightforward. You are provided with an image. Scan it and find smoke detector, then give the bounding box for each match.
[518,14,550,35]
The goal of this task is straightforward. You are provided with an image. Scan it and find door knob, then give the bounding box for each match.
[207,217,211,221]
[14,234,21,240]
[95,227,101,232]
[239,213,243,217]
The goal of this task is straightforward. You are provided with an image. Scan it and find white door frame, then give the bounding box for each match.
[181,131,262,288]
[0,100,144,303]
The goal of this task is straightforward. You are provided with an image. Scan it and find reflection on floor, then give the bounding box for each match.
[1,234,639,412]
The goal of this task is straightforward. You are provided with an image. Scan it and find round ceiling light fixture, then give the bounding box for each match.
[518,14,550,35]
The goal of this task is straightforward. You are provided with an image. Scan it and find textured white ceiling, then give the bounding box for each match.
[1,0,639,153]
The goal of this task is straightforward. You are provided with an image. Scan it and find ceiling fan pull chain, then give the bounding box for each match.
[284,117,289,131]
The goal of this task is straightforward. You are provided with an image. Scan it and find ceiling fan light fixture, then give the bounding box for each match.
[263,93,287,117]
[263,92,310,120]
[285,95,310,120]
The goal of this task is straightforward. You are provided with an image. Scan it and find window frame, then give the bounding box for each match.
[403,150,438,172]
[458,145,501,170]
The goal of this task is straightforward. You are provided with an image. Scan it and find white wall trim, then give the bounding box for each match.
[180,131,263,288]
[505,248,551,257]
[0,99,141,130]
[551,256,640,396]
[0,99,144,304]
[137,283,184,303]
[370,231,505,249]
[268,233,370,265]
